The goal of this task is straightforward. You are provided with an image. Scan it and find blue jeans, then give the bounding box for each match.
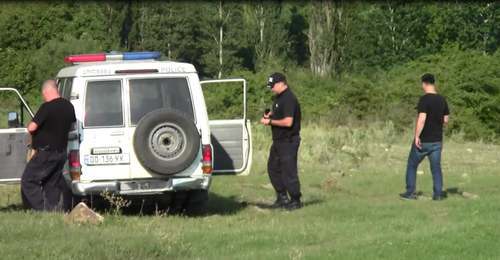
[405,142,443,196]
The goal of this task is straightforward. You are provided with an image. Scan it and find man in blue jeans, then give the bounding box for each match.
[400,73,450,201]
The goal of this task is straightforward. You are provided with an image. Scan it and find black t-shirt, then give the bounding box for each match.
[417,93,450,142]
[32,98,76,150]
[271,88,301,141]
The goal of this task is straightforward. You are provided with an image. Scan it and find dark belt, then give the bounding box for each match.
[273,135,301,143]
[35,146,65,153]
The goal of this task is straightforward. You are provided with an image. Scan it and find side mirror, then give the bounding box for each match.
[7,112,20,128]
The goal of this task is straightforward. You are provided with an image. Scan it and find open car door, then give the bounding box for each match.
[0,88,34,183]
[201,79,252,175]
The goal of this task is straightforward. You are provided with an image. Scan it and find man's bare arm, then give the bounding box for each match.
[261,116,294,127]
[414,113,427,149]
[270,117,293,128]
[443,115,449,125]
[27,121,38,134]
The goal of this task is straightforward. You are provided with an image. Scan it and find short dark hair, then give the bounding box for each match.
[421,73,435,85]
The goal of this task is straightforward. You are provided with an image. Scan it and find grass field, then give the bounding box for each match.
[1,123,500,259]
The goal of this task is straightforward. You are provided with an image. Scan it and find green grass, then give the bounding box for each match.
[1,123,500,259]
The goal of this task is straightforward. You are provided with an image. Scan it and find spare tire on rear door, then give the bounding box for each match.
[134,109,200,175]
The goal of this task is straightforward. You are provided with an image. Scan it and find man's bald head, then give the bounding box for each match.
[42,79,58,91]
[41,79,60,102]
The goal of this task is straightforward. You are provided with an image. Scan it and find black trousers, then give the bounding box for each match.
[21,150,69,211]
[267,138,301,200]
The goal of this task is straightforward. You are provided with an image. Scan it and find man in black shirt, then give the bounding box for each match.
[21,79,76,211]
[400,74,450,201]
[260,72,302,210]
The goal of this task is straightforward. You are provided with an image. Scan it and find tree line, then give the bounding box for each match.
[0,1,499,140]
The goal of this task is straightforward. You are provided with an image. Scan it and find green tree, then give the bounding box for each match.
[242,1,289,70]
[199,1,245,78]
[307,1,351,77]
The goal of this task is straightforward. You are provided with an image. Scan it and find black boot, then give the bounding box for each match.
[285,198,303,211]
[270,193,290,209]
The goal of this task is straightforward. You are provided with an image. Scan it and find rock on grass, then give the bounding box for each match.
[64,202,104,225]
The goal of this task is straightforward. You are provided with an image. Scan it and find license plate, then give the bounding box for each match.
[120,180,169,191]
[84,153,130,165]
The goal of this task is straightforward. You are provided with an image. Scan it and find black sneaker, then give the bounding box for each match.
[399,192,417,200]
[285,199,303,211]
[270,193,290,209]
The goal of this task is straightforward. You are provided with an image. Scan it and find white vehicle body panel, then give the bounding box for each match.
[200,79,252,176]
[0,88,34,183]
[0,59,252,195]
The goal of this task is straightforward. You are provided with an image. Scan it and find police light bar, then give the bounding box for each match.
[64,51,161,63]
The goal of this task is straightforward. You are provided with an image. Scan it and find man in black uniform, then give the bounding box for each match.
[260,72,302,210]
[22,79,76,211]
[400,73,450,201]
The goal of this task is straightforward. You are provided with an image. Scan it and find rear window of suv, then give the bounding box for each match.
[129,78,194,125]
[85,80,124,127]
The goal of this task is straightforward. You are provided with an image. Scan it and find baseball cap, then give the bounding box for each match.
[421,73,435,84]
[267,72,287,88]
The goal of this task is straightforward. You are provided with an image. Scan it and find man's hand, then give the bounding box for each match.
[414,137,422,150]
[263,111,271,119]
[260,117,271,125]
[413,113,426,150]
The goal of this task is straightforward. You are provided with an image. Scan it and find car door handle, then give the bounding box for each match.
[110,131,124,136]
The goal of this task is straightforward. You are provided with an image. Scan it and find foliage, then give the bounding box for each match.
[0,1,499,140]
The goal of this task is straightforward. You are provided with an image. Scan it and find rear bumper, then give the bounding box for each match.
[71,176,211,196]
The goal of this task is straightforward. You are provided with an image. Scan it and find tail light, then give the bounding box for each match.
[68,150,81,181]
[201,145,213,174]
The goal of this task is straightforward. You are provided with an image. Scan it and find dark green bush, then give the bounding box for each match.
[216,49,500,141]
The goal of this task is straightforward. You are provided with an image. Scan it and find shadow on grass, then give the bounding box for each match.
[408,187,479,200]
[445,187,479,199]
[244,198,324,210]
[0,203,25,212]
[77,191,248,217]
[416,187,467,197]
[205,193,247,215]
[0,194,324,216]
[445,187,460,195]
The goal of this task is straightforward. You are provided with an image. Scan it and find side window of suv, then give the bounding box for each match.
[63,78,73,99]
[58,78,66,97]
[57,77,74,100]
[85,80,123,127]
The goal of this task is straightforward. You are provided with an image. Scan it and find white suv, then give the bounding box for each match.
[0,51,252,214]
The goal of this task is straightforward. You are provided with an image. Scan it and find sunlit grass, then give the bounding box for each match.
[1,123,499,259]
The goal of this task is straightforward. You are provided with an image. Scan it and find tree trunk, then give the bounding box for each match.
[139,3,146,49]
[258,4,264,44]
[308,1,347,77]
[255,2,266,66]
[167,8,173,59]
[387,2,397,53]
[218,0,223,79]
[480,2,493,55]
